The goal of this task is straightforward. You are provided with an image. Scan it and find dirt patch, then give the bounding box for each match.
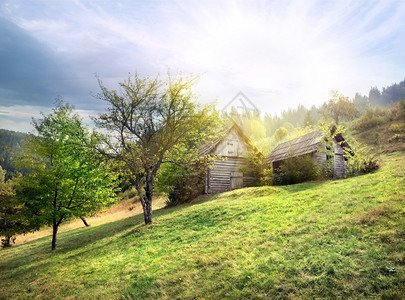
[13,197,167,245]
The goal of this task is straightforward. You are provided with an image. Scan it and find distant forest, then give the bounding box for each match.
[262,78,405,136]
[0,129,28,178]
[0,78,404,173]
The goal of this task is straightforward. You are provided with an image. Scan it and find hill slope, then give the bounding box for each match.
[0,152,404,299]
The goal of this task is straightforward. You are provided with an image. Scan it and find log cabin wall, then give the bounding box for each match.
[206,157,256,194]
[205,127,257,194]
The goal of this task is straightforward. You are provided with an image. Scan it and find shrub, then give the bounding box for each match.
[273,155,321,185]
[165,168,206,207]
[388,134,404,143]
[351,106,387,131]
[343,139,379,177]
[389,123,405,133]
[239,148,270,186]
[118,187,138,201]
[274,127,289,142]
[161,157,213,207]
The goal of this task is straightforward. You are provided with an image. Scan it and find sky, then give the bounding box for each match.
[0,0,404,132]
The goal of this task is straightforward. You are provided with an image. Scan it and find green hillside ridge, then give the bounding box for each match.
[1,152,404,299]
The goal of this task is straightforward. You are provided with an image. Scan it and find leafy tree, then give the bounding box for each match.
[155,115,220,207]
[368,87,381,106]
[95,73,215,224]
[303,110,314,127]
[274,127,289,142]
[353,92,369,112]
[319,90,359,124]
[0,167,26,247]
[15,100,117,250]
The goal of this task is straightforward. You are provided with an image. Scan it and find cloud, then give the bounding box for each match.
[0,17,64,106]
[0,0,405,132]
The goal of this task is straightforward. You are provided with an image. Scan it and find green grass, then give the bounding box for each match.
[1,152,404,299]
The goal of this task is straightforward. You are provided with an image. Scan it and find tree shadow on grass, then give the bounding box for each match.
[1,185,285,272]
[0,213,145,271]
[275,180,329,193]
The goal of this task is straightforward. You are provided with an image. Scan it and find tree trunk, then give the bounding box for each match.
[143,171,154,224]
[142,199,152,224]
[51,218,58,251]
[134,170,155,225]
[80,217,90,227]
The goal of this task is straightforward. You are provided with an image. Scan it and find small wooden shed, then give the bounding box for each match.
[266,130,350,178]
[199,123,259,194]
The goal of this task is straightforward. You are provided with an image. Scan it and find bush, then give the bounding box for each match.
[351,106,387,131]
[343,139,379,177]
[118,187,138,201]
[166,169,206,207]
[239,149,270,186]
[388,134,404,143]
[389,123,405,133]
[273,155,321,185]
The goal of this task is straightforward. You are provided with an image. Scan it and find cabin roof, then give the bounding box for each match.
[198,123,259,157]
[267,131,323,163]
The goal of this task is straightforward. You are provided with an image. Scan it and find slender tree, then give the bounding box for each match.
[95,73,215,224]
[15,100,117,250]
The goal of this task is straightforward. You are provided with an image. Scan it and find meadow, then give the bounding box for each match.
[0,152,404,299]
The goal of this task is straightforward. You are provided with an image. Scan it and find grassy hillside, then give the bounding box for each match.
[1,152,404,299]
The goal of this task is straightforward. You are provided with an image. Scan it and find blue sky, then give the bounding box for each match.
[0,0,404,132]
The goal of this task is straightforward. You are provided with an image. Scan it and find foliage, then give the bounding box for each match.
[0,167,24,247]
[273,155,321,185]
[95,73,216,224]
[318,121,378,178]
[351,105,388,131]
[156,115,221,207]
[303,110,314,126]
[162,157,210,207]
[352,92,369,112]
[389,122,405,133]
[350,100,405,151]
[273,127,289,142]
[14,100,118,250]
[1,152,403,299]
[368,79,405,106]
[239,148,270,186]
[118,187,138,201]
[319,90,359,125]
[343,139,379,177]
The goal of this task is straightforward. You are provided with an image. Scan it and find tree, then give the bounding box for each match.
[155,112,220,207]
[368,87,381,106]
[353,92,369,112]
[319,90,358,124]
[303,110,314,127]
[273,127,289,142]
[95,73,215,225]
[15,100,117,250]
[0,167,25,247]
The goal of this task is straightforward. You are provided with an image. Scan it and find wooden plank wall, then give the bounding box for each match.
[206,157,256,194]
[333,144,345,177]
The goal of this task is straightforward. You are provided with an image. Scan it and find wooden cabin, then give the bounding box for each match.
[199,123,260,194]
[266,130,350,178]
